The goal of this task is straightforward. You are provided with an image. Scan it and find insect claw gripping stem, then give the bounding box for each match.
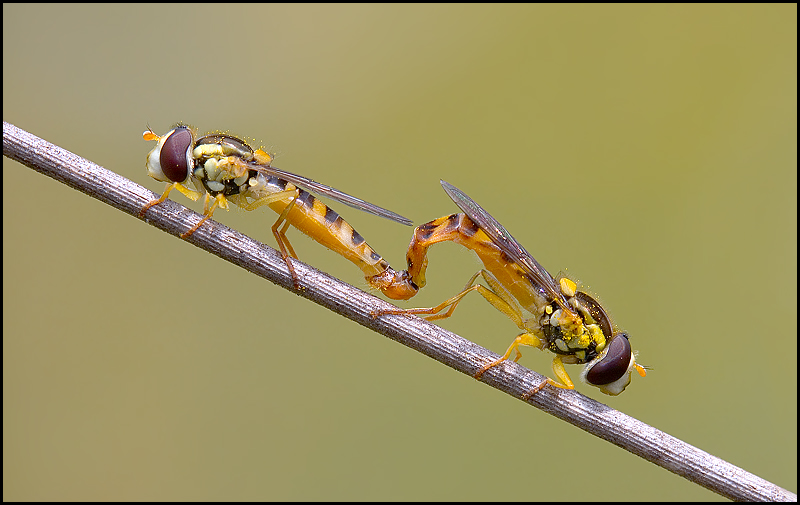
[520,381,549,401]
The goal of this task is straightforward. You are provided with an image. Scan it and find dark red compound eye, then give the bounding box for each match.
[585,333,631,386]
[159,127,193,182]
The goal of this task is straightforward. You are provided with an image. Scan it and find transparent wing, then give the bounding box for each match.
[440,180,569,308]
[245,162,413,226]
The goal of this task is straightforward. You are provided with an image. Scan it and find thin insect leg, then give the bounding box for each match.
[520,382,549,400]
[139,183,178,217]
[423,271,483,320]
[138,182,202,217]
[548,355,575,390]
[374,270,480,319]
[270,189,301,285]
[519,356,577,400]
[276,219,297,259]
[229,188,302,261]
[181,193,226,238]
[371,270,486,319]
[232,189,298,212]
[378,283,484,320]
[474,332,545,379]
[472,269,525,328]
[478,336,575,399]
[373,269,525,327]
[370,213,496,315]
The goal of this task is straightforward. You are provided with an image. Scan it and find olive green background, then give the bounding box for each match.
[4,4,796,501]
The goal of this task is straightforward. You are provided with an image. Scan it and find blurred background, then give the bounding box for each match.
[3,4,796,500]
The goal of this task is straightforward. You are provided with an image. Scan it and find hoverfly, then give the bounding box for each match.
[375,180,645,396]
[139,125,418,300]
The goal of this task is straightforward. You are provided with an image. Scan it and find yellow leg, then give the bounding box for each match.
[519,356,577,400]
[390,282,483,321]
[180,193,227,238]
[276,219,297,259]
[227,188,301,261]
[231,189,298,212]
[549,355,575,389]
[230,188,306,286]
[474,332,545,379]
[270,190,302,286]
[373,270,525,325]
[377,270,483,320]
[138,182,202,218]
[139,182,227,239]
[374,268,556,394]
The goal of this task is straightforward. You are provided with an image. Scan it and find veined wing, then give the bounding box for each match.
[245,162,413,226]
[440,180,569,309]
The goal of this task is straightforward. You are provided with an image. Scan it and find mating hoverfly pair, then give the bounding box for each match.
[141,125,645,397]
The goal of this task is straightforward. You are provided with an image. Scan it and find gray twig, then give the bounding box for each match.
[4,121,795,502]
